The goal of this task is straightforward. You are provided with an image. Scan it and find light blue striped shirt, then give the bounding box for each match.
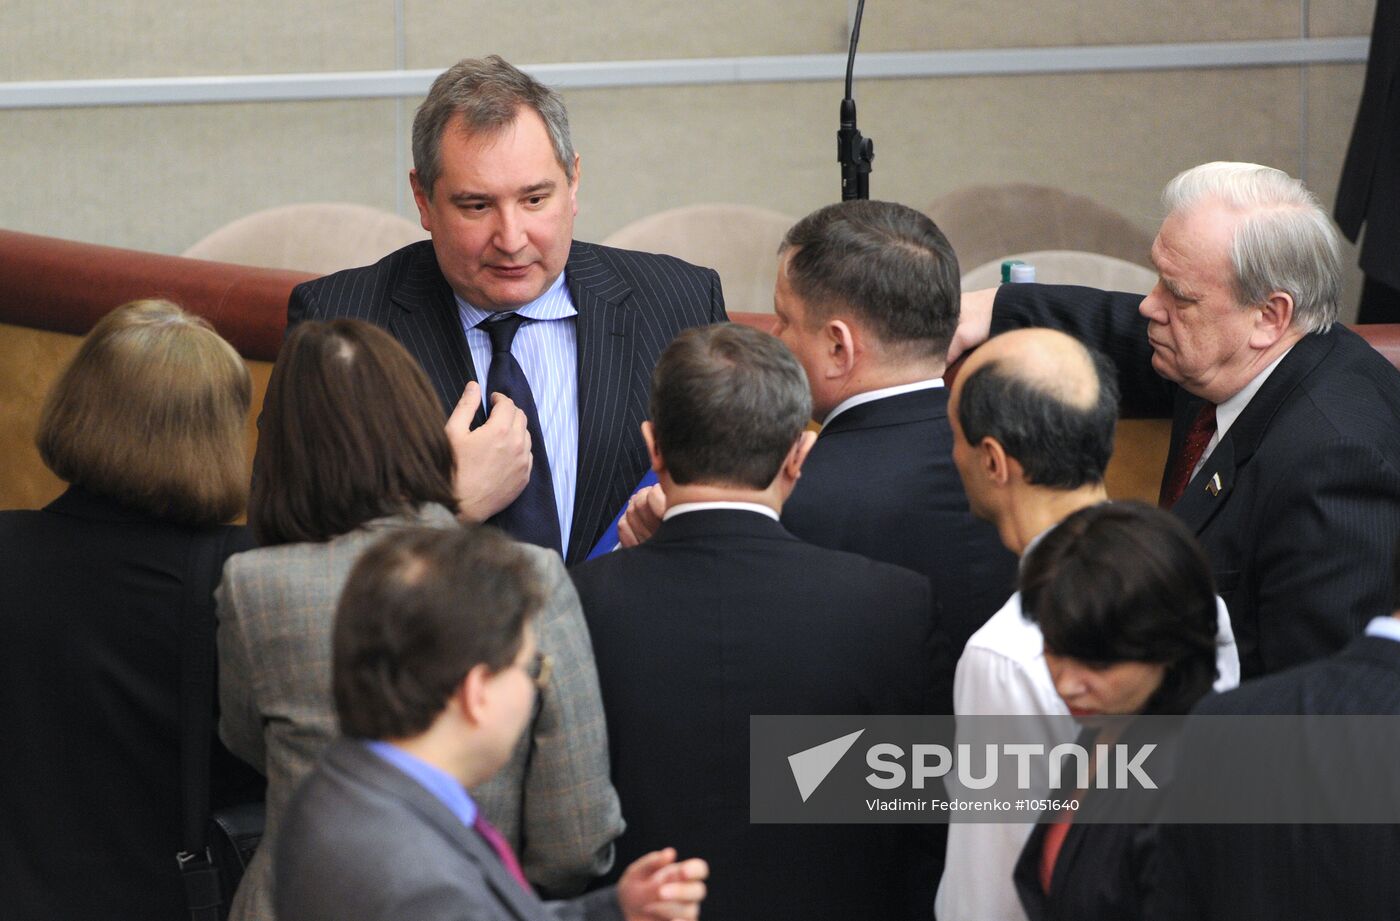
[457,272,578,553]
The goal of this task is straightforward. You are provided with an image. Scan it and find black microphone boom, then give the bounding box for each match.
[838,0,874,200]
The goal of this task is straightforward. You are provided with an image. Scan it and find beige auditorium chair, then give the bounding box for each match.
[182,202,428,275]
[927,183,1154,274]
[962,249,1158,294]
[603,204,796,314]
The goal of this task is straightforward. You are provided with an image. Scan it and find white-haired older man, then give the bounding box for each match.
[952,161,1400,680]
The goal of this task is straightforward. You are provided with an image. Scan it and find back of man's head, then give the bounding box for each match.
[332,526,543,741]
[412,54,576,197]
[1162,161,1341,334]
[650,323,812,490]
[956,329,1119,489]
[780,199,959,358]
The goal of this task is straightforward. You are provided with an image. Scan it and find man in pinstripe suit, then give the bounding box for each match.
[1150,552,1400,921]
[286,56,726,564]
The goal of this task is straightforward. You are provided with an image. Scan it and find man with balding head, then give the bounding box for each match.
[954,161,1400,678]
[937,328,1239,921]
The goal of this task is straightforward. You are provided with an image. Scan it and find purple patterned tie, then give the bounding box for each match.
[473,813,532,894]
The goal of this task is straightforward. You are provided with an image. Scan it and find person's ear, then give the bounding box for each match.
[458,663,493,726]
[980,436,1013,487]
[641,420,664,475]
[826,319,857,378]
[784,429,818,482]
[1251,290,1295,348]
[568,154,582,217]
[409,170,434,233]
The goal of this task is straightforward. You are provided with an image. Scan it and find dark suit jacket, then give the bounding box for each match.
[1151,632,1400,921]
[1336,0,1400,289]
[276,739,622,921]
[570,509,941,921]
[287,239,727,564]
[992,284,1400,677]
[1013,721,1181,921]
[780,387,1019,706]
[0,487,261,921]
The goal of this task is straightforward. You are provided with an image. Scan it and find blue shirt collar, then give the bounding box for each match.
[455,270,575,328]
[365,740,478,829]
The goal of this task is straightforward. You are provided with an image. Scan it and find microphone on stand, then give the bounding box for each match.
[838,0,874,200]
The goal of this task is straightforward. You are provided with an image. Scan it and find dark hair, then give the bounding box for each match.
[780,199,959,357]
[251,320,458,546]
[1020,502,1219,715]
[412,55,575,197]
[333,526,544,740]
[957,344,1120,489]
[37,299,251,526]
[650,323,812,489]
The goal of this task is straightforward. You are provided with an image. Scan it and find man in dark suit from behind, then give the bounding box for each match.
[1150,545,1400,921]
[281,55,726,564]
[571,323,943,921]
[771,200,1018,701]
[275,525,708,921]
[622,200,1016,706]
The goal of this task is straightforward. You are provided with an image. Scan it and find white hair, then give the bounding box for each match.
[1162,161,1341,333]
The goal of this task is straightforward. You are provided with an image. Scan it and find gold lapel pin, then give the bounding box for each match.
[1206,473,1222,496]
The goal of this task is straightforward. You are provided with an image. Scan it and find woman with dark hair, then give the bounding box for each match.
[216,319,620,921]
[0,299,262,921]
[1013,501,1220,921]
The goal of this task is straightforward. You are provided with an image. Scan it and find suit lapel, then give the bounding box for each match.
[388,244,479,417]
[1171,332,1333,535]
[332,741,542,921]
[1170,434,1234,534]
[566,242,642,564]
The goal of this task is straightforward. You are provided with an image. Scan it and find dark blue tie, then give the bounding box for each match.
[479,313,561,553]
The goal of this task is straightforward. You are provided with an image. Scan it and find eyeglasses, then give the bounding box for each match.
[523,651,553,691]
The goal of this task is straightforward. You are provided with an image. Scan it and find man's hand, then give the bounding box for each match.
[947,287,999,365]
[617,484,667,547]
[617,848,709,921]
[445,381,532,522]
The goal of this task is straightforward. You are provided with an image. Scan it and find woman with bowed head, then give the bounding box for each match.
[1013,501,1221,921]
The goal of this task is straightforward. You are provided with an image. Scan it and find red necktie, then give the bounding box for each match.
[1039,813,1073,894]
[473,813,532,894]
[1159,402,1217,508]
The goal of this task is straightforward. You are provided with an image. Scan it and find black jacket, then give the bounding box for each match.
[0,487,261,921]
[571,509,941,921]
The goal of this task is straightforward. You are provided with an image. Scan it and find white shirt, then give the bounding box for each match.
[1365,616,1400,644]
[1192,347,1292,480]
[663,501,780,522]
[935,574,1241,921]
[821,378,944,430]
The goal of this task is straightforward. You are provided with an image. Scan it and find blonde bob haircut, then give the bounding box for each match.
[36,299,251,526]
